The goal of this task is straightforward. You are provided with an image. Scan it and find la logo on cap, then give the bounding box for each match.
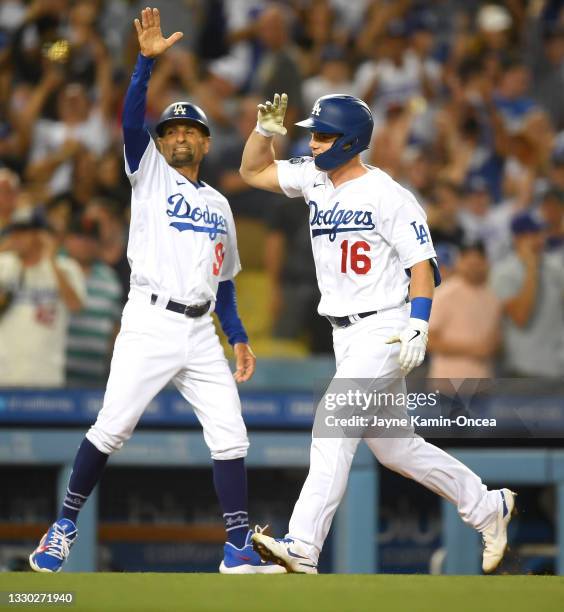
[173,104,186,116]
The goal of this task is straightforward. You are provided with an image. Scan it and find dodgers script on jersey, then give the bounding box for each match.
[125,138,241,305]
[276,156,436,317]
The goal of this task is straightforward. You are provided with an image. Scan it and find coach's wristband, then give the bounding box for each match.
[255,121,275,138]
[410,297,432,322]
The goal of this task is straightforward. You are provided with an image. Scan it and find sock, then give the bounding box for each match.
[59,438,109,524]
[212,458,249,548]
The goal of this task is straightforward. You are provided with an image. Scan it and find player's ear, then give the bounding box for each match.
[203,136,210,155]
[156,137,163,153]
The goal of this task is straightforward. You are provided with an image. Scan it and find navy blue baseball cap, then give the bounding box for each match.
[510,212,546,235]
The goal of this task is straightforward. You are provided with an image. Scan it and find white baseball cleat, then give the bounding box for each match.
[251,532,318,574]
[481,488,517,574]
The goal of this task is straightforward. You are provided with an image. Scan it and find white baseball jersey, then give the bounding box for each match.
[276,156,436,317]
[125,138,241,306]
[0,253,86,386]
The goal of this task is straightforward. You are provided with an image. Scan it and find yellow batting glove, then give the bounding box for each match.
[256,93,288,137]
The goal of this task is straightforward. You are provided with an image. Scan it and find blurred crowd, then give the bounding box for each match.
[0,0,563,388]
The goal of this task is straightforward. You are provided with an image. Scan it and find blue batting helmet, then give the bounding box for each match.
[156,101,210,137]
[295,95,373,171]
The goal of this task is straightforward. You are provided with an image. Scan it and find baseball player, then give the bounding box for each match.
[29,8,283,575]
[240,93,516,574]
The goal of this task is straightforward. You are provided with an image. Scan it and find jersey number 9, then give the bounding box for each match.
[213,242,225,276]
[340,240,371,275]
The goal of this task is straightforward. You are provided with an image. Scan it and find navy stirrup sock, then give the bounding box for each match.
[59,438,109,524]
[212,458,249,548]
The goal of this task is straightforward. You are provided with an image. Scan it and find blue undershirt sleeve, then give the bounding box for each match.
[122,53,154,173]
[215,280,249,346]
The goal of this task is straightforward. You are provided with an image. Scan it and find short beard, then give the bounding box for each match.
[170,151,195,167]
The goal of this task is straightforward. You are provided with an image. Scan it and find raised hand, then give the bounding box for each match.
[257,93,288,137]
[134,7,183,58]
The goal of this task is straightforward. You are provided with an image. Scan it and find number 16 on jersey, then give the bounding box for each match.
[340,240,371,275]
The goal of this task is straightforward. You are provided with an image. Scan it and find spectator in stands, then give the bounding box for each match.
[502,131,543,211]
[547,140,564,192]
[369,100,418,179]
[427,180,466,250]
[265,200,332,354]
[494,58,553,155]
[25,40,113,197]
[250,4,304,132]
[64,149,100,209]
[475,4,515,56]
[355,18,436,125]
[0,168,20,231]
[302,45,355,112]
[44,192,80,245]
[397,144,436,207]
[295,0,343,77]
[436,69,506,203]
[457,177,511,261]
[1,60,65,174]
[491,212,564,377]
[83,198,129,301]
[205,1,265,98]
[65,215,123,387]
[0,207,85,387]
[9,0,67,85]
[531,25,564,132]
[95,147,131,210]
[434,242,458,284]
[64,0,110,88]
[428,242,501,379]
[540,187,564,259]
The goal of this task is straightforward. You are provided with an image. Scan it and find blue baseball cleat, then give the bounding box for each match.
[219,527,286,574]
[29,519,78,573]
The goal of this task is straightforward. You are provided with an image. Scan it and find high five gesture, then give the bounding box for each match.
[134,7,183,58]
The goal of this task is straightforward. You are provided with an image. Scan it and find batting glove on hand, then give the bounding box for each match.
[386,318,429,376]
[256,93,288,137]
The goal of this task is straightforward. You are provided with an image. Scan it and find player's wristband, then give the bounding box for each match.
[255,121,275,138]
[410,297,432,322]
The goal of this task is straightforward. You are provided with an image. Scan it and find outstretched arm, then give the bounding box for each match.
[239,93,287,194]
[123,7,183,173]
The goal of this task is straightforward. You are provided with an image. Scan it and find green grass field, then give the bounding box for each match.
[1,574,563,612]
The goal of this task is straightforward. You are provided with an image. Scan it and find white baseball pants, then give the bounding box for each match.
[287,303,501,562]
[86,289,249,460]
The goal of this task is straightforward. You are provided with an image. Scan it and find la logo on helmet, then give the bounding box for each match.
[312,101,322,116]
[173,104,186,116]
